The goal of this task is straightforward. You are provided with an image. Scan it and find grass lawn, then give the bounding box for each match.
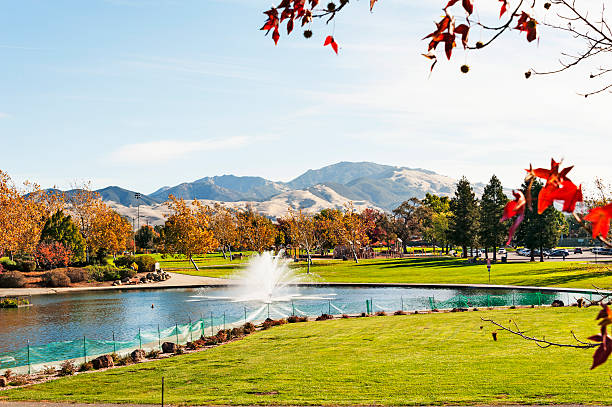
[170,256,612,289]
[2,307,610,405]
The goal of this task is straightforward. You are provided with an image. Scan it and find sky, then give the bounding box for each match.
[0,0,610,195]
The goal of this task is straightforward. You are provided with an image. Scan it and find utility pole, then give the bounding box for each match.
[135,192,142,231]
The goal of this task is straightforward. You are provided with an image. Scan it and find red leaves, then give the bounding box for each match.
[501,190,526,245]
[424,15,458,60]
[444,0,472,15]
[515,12,538,42]
[454,24,470,48]
[589,305,612,369]
[526,159,582,214]
[499,0,508,17]
[262,1,315,46]
[324,35,339,54]
[584,203,612,240]
[370,0,378,12]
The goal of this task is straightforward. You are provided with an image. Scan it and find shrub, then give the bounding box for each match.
[316,314,333,321]
[0,271,26,288]
[116,355,133,366]
[394,310,407,315]
[3,369,13,380]
[262,318,287,330]
[86,265,120,282]
[9,375,30,386]
[79,361,94,372]
[34,242,72,270]
[114,255,136,269]
[42,365,56,375]
[41,270,71,287]
[59,361,76,376]
[119,268,136,280]
[0,258,17,270]
[242,322,256,334]
[135,255,156,273]
[66,268,89,283]
[375,311,387,316]
[287,315,308,323]
[0,263,4,274]
[146,349,161,359]
[18,260,36,273]
[341,314,350,318]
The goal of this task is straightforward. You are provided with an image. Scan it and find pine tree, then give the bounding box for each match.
[514,180,564,262]
[479,175,510,261]
[449,177,480,258]
[40,210,86,263]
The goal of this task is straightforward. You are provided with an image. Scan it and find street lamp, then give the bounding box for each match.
[135,192,142,231]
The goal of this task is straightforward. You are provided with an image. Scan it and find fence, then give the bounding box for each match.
[0,290,599,374]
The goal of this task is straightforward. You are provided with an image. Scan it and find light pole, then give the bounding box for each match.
[135,192,142,231]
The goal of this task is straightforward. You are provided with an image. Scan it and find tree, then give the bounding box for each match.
[261,0,612,96]
[449,177,480,258]
[236,206,276,253]
[34,241,72,270]
[314,208,343,253]
[284,209,320,273]
[479,175,510,261]
[135,225,156,251]
[392,198,430,253]
[514,180,564,262]
[421,193,451,254]
[67,184,101,263]
[88,206,133,260]
[336,203,369,263]
[209,204,240,259]
[164,196,218,269]
[40,210,86,263]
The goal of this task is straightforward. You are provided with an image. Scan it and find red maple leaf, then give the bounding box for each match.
[499,0,508,17]
[324,35,339,54]
[501,190,526,245]
[515,12,538,42]
[584,203,612,240]
[454,24,469,48]
[537,180,583,214]
[370,0,378,11]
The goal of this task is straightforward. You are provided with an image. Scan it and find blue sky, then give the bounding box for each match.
[0,0,609,195]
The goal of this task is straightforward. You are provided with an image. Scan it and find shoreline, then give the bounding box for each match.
[0,273,606,297]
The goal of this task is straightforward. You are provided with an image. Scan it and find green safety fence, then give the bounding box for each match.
[429,292,558,310]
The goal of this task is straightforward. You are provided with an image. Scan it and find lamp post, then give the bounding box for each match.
[135,192,142,231]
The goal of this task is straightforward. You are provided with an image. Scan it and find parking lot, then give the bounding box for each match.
[505,249,612,263]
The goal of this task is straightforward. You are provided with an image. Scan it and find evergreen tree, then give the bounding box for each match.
[449,177,480,258]
[40,210,86,263]
[514,180,564,262]
[135,225,156,251]
[479,175,510,261]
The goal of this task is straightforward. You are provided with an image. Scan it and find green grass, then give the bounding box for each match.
[3,307,610,405]
[170,256,612,289]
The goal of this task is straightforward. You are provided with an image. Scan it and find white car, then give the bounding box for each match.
[498,248,507,255]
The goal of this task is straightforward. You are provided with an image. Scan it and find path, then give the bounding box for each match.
[0,273,234,297]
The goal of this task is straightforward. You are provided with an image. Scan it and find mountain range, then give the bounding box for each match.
[79,162,488,224]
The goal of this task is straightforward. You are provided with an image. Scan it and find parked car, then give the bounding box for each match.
[601,248,612,256]
[517,248,529,256]
[574,247,583,254]
[498,248,507,255]
[549,249,570,257]
[592,247,606,254]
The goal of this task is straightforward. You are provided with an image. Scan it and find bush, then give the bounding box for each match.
[0,258,18,271]
[114,255,136,269]
[42,365,56,375]
[242,322,256,334]
[35,242,72,270]
[394,310,407,315]
[0,271,26,288]
[41,270,71,287]
[0,263,4,274]
[262,318,287,330]
[59,361,76,376]
[18,260,36,273]
[119,268,136,280]
[86,265,120,282]
[287,315,308,323]
[146,349,161,359]
[135,255,156,273]
[79,361,94,372]
[316,314,333,321]
[66,268,89,283]
[375,311,387,316]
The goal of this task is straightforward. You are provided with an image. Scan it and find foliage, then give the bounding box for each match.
[135,255,156,273]
[41,270,71,287]
[58,361,76,376]
[0,271,26,288]
[281,209,320,272]
[134,225,156,251]
[392,198,431,252]
[17,259,36,273]
[236,206,276,253]
[85,265,121,282]
[34,241,72,270]
[478,175,510,259]
[164,196,218,263]
[208,204,240,258]
[40,210,86,263]
[0,258,18,271]
[66,268,89,283]
[448,177,480,257]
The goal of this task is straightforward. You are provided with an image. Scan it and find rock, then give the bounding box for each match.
[146,273,155,280]
[0,376,7,387]
[92,354,114,369]
[552,299,565,307]
[161,342,178,353]
[130,349,146,362]
[121,277,130,283]
[139,277,147,283]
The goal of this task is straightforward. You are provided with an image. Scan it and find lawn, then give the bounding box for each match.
[169,256,612,289]
[3,307,610,405]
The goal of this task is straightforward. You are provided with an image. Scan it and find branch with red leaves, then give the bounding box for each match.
[261,0,612,95]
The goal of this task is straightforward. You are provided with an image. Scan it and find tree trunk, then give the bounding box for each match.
[190,256,200,271]
[484,248,489,259]
[530,247,535,262]
[221,247,227,259]
[462,245,467,258]
[493,245,497,262]
[539,244,544,262]
[306,249,311,274]
[351,245,359,263]
[228,246,233,261]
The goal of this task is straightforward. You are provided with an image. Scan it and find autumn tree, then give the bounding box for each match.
[284,209,320,273]
[392,198,430,253]
[335,203,369,263]
[209,204,240,259]
[135,225,157,251]
[88,205,133,261]
[164,196,218,269]
[479,175,510,261]
[449,177,480,258]
[314,208,343,253]
[236,206,276,254]
[66,183,101,263]
[421,193,451,254]
[262,0,612,96]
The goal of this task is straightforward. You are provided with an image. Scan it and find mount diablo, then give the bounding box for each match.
[91,162,486,223]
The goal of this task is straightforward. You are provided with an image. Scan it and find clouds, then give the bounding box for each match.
[110,136,254,164]
[0,113,10,119]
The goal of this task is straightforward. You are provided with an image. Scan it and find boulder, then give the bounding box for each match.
[161,342,178,353]
[552,299,565,307]
[92,354,114,370]
[130,349,146,362]
[121,276,130,283]
[139,277,147,283]
[0,376,8,387]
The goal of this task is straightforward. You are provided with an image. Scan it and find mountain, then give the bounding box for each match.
[288,162,395,189]
[96,186,162,206]
[148,175,289,202]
